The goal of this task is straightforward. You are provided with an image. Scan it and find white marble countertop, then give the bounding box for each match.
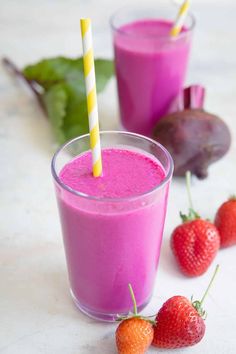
[1,1,236,353]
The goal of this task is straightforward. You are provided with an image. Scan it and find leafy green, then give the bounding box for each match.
[22,57,114,143]
[43,84,68,143]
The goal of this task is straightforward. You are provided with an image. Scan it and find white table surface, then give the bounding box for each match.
[1,1,236,353]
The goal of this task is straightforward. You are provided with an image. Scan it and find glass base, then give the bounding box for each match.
[70,289,151,322]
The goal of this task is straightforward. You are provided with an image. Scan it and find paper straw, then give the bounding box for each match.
[170,0,190,37]
[80,18,102,177]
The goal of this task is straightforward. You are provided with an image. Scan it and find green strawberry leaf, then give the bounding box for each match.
[180,208,200,223]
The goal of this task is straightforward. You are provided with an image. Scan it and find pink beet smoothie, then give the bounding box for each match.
[56,148,169,318]
[114,19,192,136]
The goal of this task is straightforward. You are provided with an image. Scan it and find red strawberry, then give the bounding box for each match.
[171,171,220,276]
[152,295,205,348]
[171,218,220,276]
[116,284,154,354]
[152,265,219,349]
[215,197,236,247]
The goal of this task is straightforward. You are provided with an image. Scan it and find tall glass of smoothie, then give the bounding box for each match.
[111,5,195,136]
[51,131,173,321]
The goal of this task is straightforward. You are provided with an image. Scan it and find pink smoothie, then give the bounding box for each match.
[57,148,169,318]
[114,19,192,136]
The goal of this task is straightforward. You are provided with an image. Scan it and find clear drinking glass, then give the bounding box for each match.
[111,4,195,136]
[51,131,173,321]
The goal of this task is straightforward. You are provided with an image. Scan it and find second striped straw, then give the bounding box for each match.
[80,18,102,177]
[170,0,190,37]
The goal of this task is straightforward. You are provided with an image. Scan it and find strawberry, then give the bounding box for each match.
[116,317,154,354]
[171,172,220,276]
[115,284,154,354]
[152,295,205,348]
[171,218,220,276]
[214,196,236,247]
[152,265,219,349]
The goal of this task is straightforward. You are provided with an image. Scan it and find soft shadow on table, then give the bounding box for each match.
[79,331,117,354]
[1,243,96,324]
[1,240,123,353]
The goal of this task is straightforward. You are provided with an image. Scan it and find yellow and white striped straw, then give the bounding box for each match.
[80,18,102,177]
[170,0,190,37]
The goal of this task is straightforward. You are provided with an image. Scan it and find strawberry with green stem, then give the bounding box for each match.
[215,196,236,247]
[152,264,220,348]
[171,171,220,276]
[116,284,154,354]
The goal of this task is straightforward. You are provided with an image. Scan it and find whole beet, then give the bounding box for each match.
[153,109,231,179]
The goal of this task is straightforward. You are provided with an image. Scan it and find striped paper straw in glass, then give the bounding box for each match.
[80,18,102,177]
[170,0,190,37]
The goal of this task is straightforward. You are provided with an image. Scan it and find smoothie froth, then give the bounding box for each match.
[59,148,165,198]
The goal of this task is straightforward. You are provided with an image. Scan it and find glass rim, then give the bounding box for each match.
[110,5,195,40]
[51,131,174,203]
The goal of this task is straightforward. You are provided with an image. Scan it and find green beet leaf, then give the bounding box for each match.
[43,83,68,143]
[22,57,114,143]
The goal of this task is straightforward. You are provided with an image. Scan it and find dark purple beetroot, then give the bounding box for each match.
[153,109,231,179]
